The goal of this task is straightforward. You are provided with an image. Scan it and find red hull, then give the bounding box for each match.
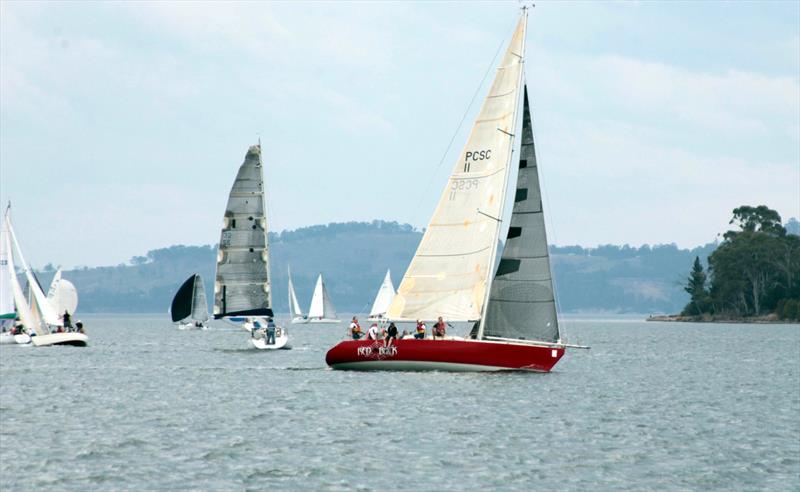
[325,338,564,372]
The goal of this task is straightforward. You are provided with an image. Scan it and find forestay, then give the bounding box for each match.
[387,14,527,322]
[213,145,273,318]
[482,87,559,343]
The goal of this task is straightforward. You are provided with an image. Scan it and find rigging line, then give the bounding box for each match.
[409,37,507,226]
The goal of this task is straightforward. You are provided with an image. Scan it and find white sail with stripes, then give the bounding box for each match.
[387,14,527,322]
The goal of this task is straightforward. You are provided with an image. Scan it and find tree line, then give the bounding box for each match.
[683,205,800,320]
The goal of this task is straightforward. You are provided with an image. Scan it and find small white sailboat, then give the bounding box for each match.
[288,266,308,324]
[0,211,23,344]
[213,143,288,349]
[3,205,86,347]
[170,274,209,330]
[307,274,340,324]
[368,269,395,320]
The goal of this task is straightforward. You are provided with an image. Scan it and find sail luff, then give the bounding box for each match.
[477,10,528,339]
[386,13,528,322]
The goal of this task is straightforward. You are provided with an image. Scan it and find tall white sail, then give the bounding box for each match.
[213,144,273,319]
[387,14,527,322]
[288,266,304,319]
[6,211,60,326]
[482,87,559,343]
[308,274,337,320]
[369,269,395,318]
[3,228,42,335]
[0,210,14,318]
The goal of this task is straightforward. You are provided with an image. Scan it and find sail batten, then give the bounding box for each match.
[213,145,273,319]
[387,13,528,323]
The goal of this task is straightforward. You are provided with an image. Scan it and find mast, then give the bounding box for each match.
[477,8,528,340]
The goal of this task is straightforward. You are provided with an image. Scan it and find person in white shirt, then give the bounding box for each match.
[366,323,380,340]
[349,316,363,340]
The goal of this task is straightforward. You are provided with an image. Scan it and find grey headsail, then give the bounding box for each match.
[213,144,273,319]
[482,86,559,343]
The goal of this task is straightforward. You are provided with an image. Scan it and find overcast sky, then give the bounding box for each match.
[2,1,798,268]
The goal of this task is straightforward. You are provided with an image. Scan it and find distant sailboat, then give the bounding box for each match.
[0,210,25,345]
[326,9,587,371]
[2,205,86,347]
[213,143,288,349]
[368,269,395,320]
[307,274,340,324]
[288,266,308,324]
[170,274,209,330]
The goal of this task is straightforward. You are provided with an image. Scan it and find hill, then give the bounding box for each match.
[28,220,767,315]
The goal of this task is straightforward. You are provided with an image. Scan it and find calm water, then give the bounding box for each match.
[1,316,798,491]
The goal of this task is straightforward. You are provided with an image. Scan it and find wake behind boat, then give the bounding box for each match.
[213,143,288,350]
[326,9,587,372]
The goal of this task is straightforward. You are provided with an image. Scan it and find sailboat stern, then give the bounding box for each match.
[325,338,564,372]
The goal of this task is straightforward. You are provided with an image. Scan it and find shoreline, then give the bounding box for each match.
[646,314,797,324]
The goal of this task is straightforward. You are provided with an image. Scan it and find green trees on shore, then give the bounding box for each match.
[682,206,800,320]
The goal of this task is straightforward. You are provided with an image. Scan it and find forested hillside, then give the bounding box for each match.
[27,219,796,315]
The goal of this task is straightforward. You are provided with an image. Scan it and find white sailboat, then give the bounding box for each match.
[2,205,86,347]
[0,209,26,345]
[307,274,340,324]
[288,266,308,324]
[213,143,288,349]
[170,274,209,330]
[327,8,588,371]
[368,269,395,320]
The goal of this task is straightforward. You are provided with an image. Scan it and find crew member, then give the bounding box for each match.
[384,322,398,347]
[366,323,379,340]
[63,310,73,331]
[266,318,276,345]
[349,316,363,340]
[433,316,447,339]
[415,320,426,339]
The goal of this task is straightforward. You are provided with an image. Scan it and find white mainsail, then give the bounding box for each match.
[0,209,14,318]
[308,274,337,320]
[5,210,60,326]
[213,144,273,319]
[3,222,43,335]
[288,266,304,319]
[387,14,528,322]
[369,269,395,318]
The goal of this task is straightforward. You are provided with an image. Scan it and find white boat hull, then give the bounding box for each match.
[31,332,88,347]
[290,317,309,325]
[308,318,341,324]
[250,331,290,350]
[0,333,30,345]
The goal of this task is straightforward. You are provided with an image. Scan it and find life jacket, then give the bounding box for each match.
[416,323,425,333]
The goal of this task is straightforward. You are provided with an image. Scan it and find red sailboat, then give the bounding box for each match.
[326,9,587,372]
